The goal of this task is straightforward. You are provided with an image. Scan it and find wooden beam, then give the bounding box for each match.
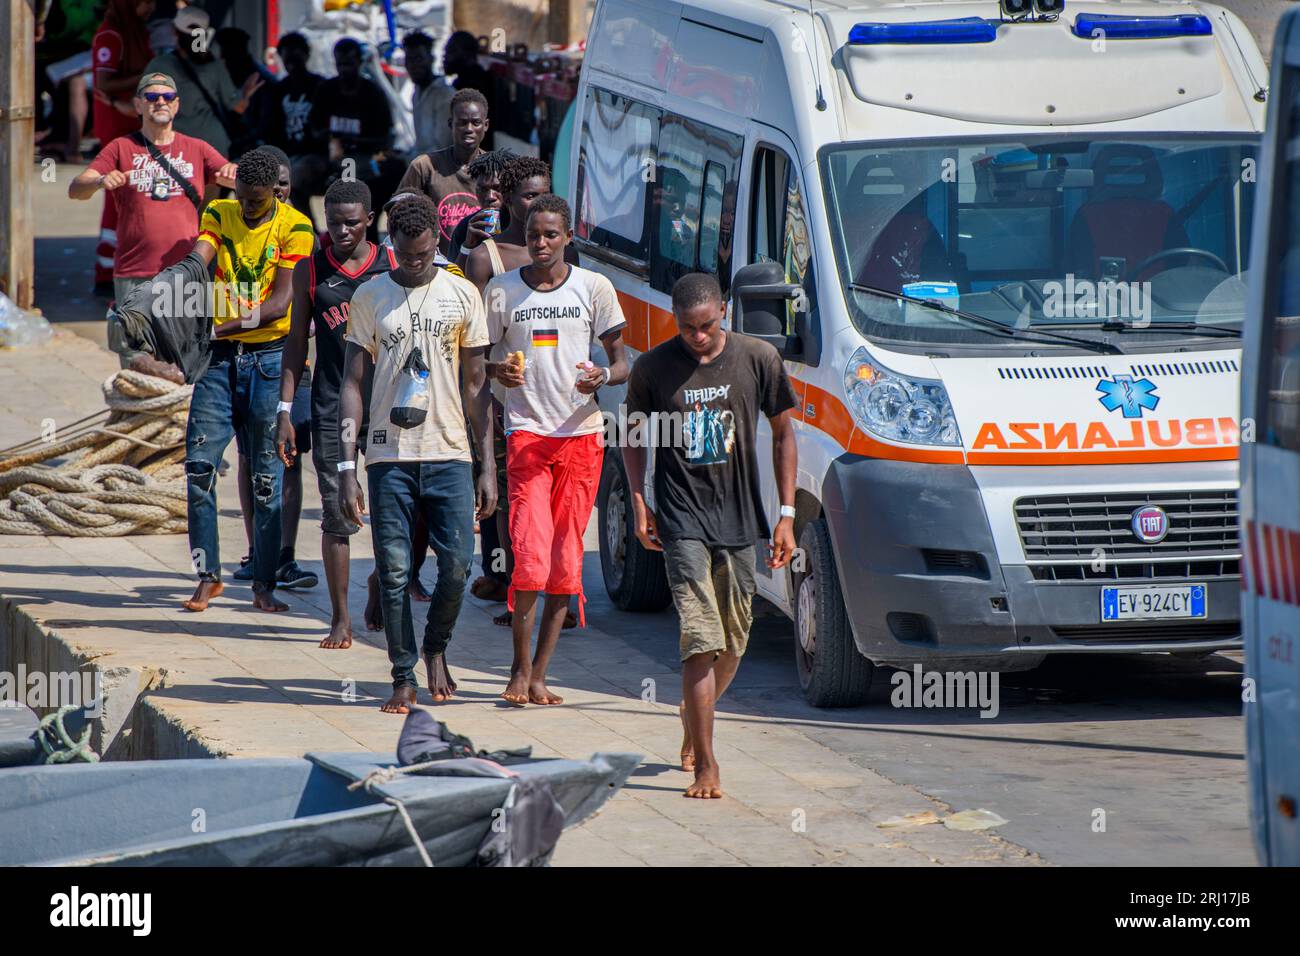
[548,0,587,47]
[0,1,36,308]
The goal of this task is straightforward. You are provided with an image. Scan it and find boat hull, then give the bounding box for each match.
[0,751,639,866]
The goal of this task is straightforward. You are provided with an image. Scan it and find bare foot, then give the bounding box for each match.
[562,609,577,630]
[183,580,224,612]
[319,620,353,649]
[381,685,416,714]
[408,576,431,603]
[423,653,457,703]
[470,576,509,602]
[679,702,695,772]
[493,610,512,627]
[501,668,530,707]
[528,681,564,705]
[685,762,723,799]
[365,571,383,631]
[252,588,289,612]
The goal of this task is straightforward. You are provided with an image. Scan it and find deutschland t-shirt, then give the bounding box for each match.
[625,333,797,548]
[485,264,626,438]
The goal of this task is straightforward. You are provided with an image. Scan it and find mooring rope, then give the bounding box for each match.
[0,370,190,536]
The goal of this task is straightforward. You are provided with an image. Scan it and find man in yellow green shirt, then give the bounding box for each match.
[181,147,315,613]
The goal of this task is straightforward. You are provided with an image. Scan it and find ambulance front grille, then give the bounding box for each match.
[1030,559,1240,582]
[1015,490,1239,562]
[1049,621,1241,644]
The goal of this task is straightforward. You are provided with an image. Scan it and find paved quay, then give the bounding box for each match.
[0,331,1041,866]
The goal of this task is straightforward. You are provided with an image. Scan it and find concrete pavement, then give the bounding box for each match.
[0,331,1041,866]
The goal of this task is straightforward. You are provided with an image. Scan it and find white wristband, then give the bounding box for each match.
[276,401,294,414]
[597,366,611,386]
[779,505,796,520]
[337,460,356,473]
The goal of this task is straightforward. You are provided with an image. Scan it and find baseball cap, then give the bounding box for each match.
[136,72,178,95]
[173,8,211,33]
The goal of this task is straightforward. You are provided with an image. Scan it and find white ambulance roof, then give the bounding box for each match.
[825,0,1248,127]
[584,0,1265,136]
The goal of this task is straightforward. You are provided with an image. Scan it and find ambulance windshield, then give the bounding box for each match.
[821,135,1259,348]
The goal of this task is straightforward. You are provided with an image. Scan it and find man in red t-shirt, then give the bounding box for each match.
[70,72,237,365]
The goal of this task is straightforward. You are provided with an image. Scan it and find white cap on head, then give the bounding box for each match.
[174,7,211,32]
[173,7,214,50]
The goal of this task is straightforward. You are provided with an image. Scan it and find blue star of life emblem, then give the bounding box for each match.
[1096,375,1160,419]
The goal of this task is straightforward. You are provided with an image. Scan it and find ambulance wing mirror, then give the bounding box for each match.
[731,261,802,357]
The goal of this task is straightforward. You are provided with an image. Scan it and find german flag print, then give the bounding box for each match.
[531,328,559,347]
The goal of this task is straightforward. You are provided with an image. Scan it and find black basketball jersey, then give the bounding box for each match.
[308,241,395,431]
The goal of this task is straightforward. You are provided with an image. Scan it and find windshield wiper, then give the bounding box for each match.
[1046,320,1239,339]
[848,283,1122,355]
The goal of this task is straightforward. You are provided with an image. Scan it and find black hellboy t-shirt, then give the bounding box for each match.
[626,334,797,548]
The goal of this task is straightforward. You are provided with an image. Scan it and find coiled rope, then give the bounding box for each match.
[0,370,191,536]
[38,705,99,764]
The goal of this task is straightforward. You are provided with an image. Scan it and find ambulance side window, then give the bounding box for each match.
[575,87,660,263]
[783,172,816,338]
[1262,90,1300,452]
[750,146,817,338]
[750,148,789,265]
[648,114,742,296]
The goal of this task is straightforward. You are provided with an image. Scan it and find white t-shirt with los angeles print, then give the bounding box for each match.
[485,265,626,438]
[346,267,489,464]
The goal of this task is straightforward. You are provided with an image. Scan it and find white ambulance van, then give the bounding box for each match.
[1241,6,1299,868]
[569,0,1267,706]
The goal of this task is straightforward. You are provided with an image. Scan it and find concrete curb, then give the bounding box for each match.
[1,595,172,758]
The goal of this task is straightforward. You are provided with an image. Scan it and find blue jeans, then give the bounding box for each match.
[185,344,285,588]
[368,460,474,689]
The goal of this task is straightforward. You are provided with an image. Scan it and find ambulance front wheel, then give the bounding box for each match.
[794,519,874,708]
[598,454,672,612]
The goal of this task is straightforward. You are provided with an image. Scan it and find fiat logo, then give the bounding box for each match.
[1131,505,1169,544]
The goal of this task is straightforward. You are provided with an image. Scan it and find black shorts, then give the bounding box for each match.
[312,416,361,537]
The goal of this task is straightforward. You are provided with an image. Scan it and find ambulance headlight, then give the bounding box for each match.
[844,348,961,446]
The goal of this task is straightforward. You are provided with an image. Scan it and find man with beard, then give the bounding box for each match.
[69,71,236,366]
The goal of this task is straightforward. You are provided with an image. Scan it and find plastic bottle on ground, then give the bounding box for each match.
[0,293,53,348]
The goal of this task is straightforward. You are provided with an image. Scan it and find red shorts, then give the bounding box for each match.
[506,431,604,625]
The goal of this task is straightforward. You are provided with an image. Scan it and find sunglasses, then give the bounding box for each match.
[140,91,178,103]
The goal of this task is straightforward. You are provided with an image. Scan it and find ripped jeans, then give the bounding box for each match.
[184,341,285,589]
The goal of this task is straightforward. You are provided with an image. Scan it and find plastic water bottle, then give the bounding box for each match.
[0,293,52,348]
[573,360,595,408]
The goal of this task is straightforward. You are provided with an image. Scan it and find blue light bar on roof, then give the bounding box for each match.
[848,17,999,45]
[1071,13,1212,39]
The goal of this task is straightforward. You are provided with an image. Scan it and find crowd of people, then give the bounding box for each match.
[62,8,800,800]
[45,2,496,294]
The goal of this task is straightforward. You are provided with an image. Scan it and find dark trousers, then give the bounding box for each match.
[184,343,285,587]
[368,460,474,689]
